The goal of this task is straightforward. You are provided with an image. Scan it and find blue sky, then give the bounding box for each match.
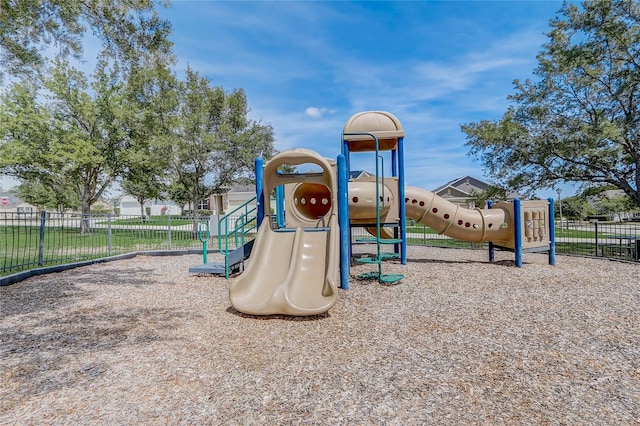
[157,0,573,200]
[0,0,576,200]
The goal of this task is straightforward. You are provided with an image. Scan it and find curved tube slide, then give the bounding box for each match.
[351,182,513,244]
[404,186,512,243]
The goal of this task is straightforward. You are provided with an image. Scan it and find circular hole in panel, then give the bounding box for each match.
[293,183,332,220]
[465,222,471,228]
[473,223,479,229]
[458,220,463,225]
[488,223,493,228]
[412,199,418,204]
[352,197,359,203]
[419,201,425,207]
[432,208,438,213]
[444,214,450,219]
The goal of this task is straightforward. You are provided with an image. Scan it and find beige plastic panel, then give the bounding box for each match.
[492,200,550,250]
[348,177,399,225]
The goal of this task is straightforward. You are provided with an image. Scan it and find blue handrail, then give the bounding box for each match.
[217,196,258,279]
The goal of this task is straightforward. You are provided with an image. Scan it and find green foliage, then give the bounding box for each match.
[470,185,509,208]
[594,193,635,221]
[558,196,595,220]
[462,0,640,207]
[0,61,134,231]
[13,179,78,211]
[0,0,172,81]
[166,67,275,226]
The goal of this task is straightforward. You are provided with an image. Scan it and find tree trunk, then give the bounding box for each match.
[80,199,91,234]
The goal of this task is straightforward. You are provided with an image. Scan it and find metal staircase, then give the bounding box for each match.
[346,133,404,284]
[188,197,258,278]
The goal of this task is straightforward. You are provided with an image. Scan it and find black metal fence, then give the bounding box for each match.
[0,211,246,277]
[2,212,638,279]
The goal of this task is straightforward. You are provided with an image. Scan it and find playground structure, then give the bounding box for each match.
[226,111,556,316]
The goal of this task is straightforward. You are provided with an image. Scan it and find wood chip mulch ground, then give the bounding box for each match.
[1,246,639,424]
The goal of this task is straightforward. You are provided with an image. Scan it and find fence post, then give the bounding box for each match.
[38,210,46,266]
[107,214,112,256]
[594,221,599,256]
[167,215,172,250]
[488,200,495,262]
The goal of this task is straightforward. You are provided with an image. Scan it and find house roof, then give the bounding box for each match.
[432,176,490,196]
[350,170,373,179]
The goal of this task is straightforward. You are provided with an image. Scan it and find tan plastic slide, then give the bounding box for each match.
[229,149,339,316]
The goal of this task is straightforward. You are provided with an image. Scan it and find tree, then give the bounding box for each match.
[0,0,172,81]
[0,61,133,232]
[559,195,595,220]
[469,185,509,208]
[120,59,178,219]
[167,67,275,230]
[13,179,78,211]
[462,0,640,207]
[595,193,634,221]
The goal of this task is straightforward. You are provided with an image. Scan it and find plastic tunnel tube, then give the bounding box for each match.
[348,182,513,244]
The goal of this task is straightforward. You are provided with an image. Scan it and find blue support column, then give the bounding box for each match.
[337,154,350,289]
[255,158,265,227]
[391,149,399,255]
[488,200,495,262]
[275,184,285,228]
[547,197,556,266]
[342,140,353,262]
[342,139,351,172]
[397,136,407,265]
[513,198,523,267]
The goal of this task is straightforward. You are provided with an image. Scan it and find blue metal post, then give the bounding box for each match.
[38,210,46,266]
[487,200,495,262]
[547,197,556,266]
[255,158,265,227]
[342,139,353,261]
[338,154,350,289]
[513,198,523,267]
[391,149,400,254]
[342,139,351,175]
[397,136,407,265]
[107,213,112,256]
[276,184,285,228]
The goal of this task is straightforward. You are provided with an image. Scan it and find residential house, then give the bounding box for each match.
[432,176,520,208]
[114,195,182,216]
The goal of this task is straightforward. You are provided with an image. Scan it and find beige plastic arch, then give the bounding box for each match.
[228,149,339,316]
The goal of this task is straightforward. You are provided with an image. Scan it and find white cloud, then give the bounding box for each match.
[305,107,335,119]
